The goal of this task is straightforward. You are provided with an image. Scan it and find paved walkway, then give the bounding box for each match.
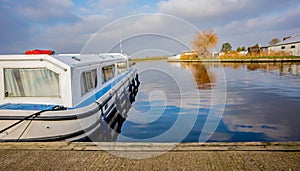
[0,142,299,170]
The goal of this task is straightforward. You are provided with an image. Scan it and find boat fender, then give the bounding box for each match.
[52,105,67,110]
[131,78,136,87]
[135,74,140,88]
[129,80,133,93]
[131,75,138,96]
[129,79,136,103]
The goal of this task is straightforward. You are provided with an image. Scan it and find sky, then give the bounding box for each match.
[1,0,300,57]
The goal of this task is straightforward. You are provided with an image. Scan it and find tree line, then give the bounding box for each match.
[191,30,282,57]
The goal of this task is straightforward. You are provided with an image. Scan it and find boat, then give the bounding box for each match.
[0,50,139,142]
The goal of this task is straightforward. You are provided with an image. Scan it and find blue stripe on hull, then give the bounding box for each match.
[0,103,56,111]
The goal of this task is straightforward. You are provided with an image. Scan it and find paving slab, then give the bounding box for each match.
[0,142,299,170]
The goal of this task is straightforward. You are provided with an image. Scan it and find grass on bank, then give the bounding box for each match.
[177,56,300,61]
[178,51,300,61]
[130,56,168,62]
[218,51,299,59]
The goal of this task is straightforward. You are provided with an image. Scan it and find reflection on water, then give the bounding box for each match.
[213,62,300,142]
[89,113,126,142]
[180,62,216,90]
[117,61,300,142]
[222,63,300,76]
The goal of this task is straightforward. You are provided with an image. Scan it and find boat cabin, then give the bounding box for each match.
[0,52,131,109]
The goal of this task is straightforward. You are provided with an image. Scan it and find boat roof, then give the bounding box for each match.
[55,53,128,67]
[0,53,128,68]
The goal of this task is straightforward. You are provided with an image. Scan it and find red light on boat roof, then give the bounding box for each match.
[25,49,55,55]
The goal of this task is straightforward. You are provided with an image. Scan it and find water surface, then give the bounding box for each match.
[117,61,300,142]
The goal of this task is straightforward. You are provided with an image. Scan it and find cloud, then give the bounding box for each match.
[246,6,300,31]
[158,0,248,20]
[28,14,111,53]
[0,0,81,53]
[156,0,300,49]
[0,2,31,52]
[83,0,150,16]
[88,0,134,9]
[0,0,300,54]
[216,4,300,48]
[158,0,300,23]
[0,0,161,53]
[11,0,78,24]
[81,14,200,55]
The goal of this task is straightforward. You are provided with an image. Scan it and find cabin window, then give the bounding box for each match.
[281,46,285,49]
[117,61,127,74]
[4,68,60,97]
[102,65,115,83]
[81,69,97,96]
[291,45,296,49]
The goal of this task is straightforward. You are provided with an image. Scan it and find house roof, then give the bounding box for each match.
[275,33,300,46]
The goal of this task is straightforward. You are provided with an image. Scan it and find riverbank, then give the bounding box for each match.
[130,56,168,62]
[168,57,300,63]
[1,142,299,170]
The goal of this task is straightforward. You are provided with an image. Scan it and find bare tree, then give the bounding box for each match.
[192,30,218,58]
[269,38,280,46]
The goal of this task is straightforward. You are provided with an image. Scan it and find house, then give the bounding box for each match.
[180,51,199,59]
[247,44,260,55]
[269,33,300,56]
[181,51,218,58]
[168,54,181,60]
[238,51,248,56]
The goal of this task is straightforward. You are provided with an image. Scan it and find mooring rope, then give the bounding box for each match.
[16,114,38,142]
[0,105,66,140]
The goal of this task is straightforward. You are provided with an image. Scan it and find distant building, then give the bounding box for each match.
[260,46,269,52]
[238,51,248,56]
[181,51,199,59]
[183,51,197,56]
[218,52,225,57]
[183,51,220,58]
[168,54,181,60]
[269,34,300,56]
[211,51,219,58]
[247,44,260,54]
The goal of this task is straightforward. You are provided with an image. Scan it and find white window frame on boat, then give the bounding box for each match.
[4,67,60,98]
[0,56,72,107]
[80,69,98,96]
[117,61,128,75]
[102,64,115,84]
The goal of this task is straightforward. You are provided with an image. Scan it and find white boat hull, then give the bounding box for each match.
[0,71,139,142]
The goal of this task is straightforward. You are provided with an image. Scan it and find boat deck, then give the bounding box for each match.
[0,142,299,170]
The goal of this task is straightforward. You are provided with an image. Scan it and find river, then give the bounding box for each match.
[117,60,300,142]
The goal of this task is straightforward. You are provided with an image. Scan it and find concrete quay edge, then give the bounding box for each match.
[0,142,299,151]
